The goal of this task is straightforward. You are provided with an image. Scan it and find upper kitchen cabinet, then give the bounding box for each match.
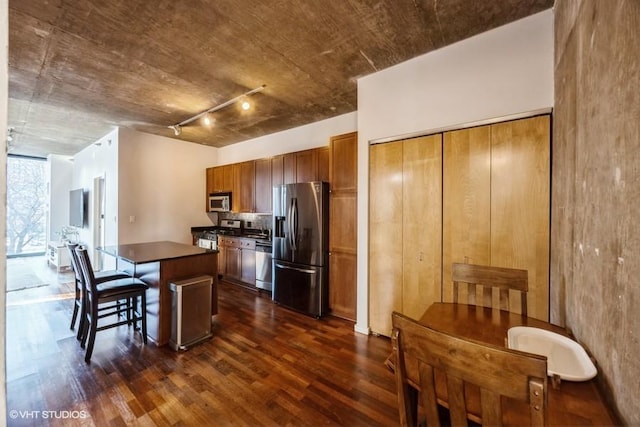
[280,148,330,185]
[272,155,284,187]
[254,158,272,213]
[206,167,215,210]
[330,133,357,192]
[283,153,297,184]
[328,132,357,321]
[213,165,233,192]
[317,146,330,183]
[232,161,256,213]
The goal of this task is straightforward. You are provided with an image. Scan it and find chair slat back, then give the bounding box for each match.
[66,242,80,282]
[452,263,529,315]
[75,246,98,298]
[391,311,547,427]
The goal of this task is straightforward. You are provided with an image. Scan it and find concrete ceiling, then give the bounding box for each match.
[8,0,553,157]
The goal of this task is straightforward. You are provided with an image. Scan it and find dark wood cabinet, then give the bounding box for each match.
[254,158,272,213]
[233,161,255,213]
[206,146,330,213]
[283,153,297,184]
[330,134,357,192]
[213,165,233,192]
[295,149,318,183]
[219,237,256,286]
[317,146,330,183]
[328,132,358,321]
[240,239,256,285]
[272,155,284,187]
[206,167,215,210]
[225,246,241,280]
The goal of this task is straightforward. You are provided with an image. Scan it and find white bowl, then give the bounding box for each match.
[507,326,597,381]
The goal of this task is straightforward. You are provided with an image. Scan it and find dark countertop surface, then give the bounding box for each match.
[99,241,218,264]
[190,226,218,233]
[191,225,272,244]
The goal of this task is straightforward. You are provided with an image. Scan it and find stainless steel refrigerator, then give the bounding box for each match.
[272,182,329,317]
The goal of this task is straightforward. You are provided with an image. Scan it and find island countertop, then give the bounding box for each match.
[99,241,219,346]
[99,240,217,264]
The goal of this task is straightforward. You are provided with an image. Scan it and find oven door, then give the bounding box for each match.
[197,238,217,251]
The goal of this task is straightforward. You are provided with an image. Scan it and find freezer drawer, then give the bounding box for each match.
[169,275,213,351]
[272,260,327,318]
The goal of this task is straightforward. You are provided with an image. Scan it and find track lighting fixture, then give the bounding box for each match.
[168,84,266,136]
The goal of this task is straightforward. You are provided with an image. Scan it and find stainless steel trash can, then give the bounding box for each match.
[169,275,213,351]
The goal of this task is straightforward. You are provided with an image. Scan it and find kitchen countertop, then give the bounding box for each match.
[99,241,217,264]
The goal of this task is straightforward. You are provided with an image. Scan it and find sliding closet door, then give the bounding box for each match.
[369,141,403,335]
[442,126,492,302]
[491,115,550,320]
[402,134,442,320]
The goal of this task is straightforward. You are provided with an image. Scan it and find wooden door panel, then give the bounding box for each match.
[443,126,491,302]
[283,153,296,184]
[295,149,318,183]
[255,158,272,213]
[330,132,357,192]
[329,193,357,253]
[369,141,403,336]
[316,146,330,183]
[329,252,356,321]
[272,155,284,187]
[239,161,255,212]
[490,115,550,320]
[402,134,443,320]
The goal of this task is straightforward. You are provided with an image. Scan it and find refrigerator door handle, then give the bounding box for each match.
[275,263,316,274]
[291,198,298,251]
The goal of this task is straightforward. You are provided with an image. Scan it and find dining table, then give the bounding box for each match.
[386,303,619,426]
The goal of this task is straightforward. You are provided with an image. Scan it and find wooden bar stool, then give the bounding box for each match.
[75,245,149,363]
[66,242,130,338]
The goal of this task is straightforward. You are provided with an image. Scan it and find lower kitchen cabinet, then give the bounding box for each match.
[240,239,256,284]
[218,236,256,287]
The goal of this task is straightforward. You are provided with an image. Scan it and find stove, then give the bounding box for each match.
[197,219,242,251]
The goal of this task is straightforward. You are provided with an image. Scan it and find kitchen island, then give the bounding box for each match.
[99,241,218,346]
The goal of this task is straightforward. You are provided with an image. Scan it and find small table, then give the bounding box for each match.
[387,303,618,425]
[99,241,218,346]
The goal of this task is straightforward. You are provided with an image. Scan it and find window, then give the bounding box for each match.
[6,155,47,256]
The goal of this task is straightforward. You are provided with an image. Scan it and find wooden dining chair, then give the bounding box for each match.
[391,311,548,426]
[75,245,149,363]
[452,263,529,315]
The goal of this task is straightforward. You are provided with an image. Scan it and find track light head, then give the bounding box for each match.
[169,125,182,136]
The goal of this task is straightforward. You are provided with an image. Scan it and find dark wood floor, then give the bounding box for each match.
[6,259,399,426]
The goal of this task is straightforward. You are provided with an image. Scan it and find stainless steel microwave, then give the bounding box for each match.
[208,192,231,212]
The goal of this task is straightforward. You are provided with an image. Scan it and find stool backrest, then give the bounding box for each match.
[75,246,98,302]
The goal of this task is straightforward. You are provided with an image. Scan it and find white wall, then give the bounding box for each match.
[46,154,73,242]
[117,128,218,245]
[217,112,357,164]
[355,10,554,333]
[72,129,120,268]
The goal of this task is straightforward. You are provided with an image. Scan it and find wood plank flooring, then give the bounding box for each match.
[6,258,398,426]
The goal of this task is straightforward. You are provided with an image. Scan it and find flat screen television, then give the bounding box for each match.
[69,188,86,228]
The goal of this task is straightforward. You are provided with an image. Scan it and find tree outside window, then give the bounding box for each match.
[6,156,47,256]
